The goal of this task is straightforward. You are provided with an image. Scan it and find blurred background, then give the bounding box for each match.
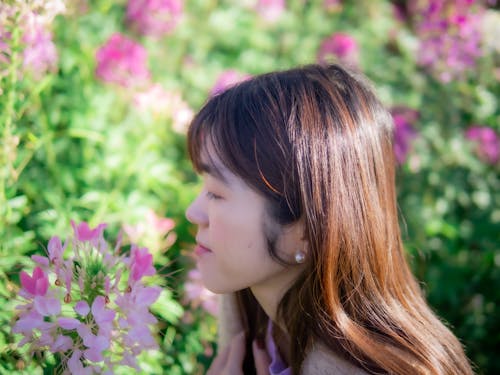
[0,0,498,373]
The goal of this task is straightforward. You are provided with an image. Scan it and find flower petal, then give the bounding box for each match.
[75,300,90,316]
[58,317,81,330]
[34,296,61,316]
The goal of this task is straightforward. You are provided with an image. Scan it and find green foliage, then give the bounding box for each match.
[0,0,498,373]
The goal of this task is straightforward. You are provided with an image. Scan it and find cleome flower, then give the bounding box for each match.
[12,221,161,373]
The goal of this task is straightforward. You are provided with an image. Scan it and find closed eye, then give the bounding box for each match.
[206,191,222,200]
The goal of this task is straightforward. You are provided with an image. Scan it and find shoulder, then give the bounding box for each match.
[301,342,370,375]
[216,293,370,374]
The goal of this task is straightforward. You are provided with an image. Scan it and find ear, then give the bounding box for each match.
[278,218,308,262]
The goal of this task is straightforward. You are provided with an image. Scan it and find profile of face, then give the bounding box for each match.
[185,146,305,296]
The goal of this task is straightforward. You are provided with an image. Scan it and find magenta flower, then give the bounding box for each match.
[129,245,156,284]
[390,107,419,164]
[95,33,151,87]
[317,32,359,67]
[465,126,499,165]
[14,221,161,373]
[20,266,49,297]
[126,0,183,37]
[410,0,483,82]
[255,0,285,22]
[210,70,251,96]
[71,220,107,243]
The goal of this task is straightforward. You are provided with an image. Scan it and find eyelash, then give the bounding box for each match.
[206,191,222,200]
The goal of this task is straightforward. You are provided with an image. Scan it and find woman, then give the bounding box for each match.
[185,64,473,374]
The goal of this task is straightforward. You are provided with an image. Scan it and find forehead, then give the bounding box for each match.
[198,142,233,184]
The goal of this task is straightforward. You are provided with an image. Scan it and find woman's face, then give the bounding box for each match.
[185,148,304,296]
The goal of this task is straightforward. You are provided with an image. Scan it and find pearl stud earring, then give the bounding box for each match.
[295,251,306,264]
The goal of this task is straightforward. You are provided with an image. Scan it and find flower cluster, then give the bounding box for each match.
[22,12,58,78]
[411,0,483,83]
[465,125,499,165]
[317,32,359,68]
[95,33,151,88]
[254,0,285,23]
[391,106,419,164]
[126,0,183,38]
[183,268,218,316]
[123,209,178,253]
[210,69,251,96]
[132,84,194,133]
[13,221,161,373]
[0,0,64,79]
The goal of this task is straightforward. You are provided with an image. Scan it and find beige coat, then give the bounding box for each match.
[217,294,369,375]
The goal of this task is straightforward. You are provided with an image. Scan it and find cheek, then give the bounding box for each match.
[209,204,267,252]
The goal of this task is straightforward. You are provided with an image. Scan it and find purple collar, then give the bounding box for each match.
[266,319,292,375]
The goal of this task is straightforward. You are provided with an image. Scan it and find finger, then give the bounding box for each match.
[206,345,230,375]
[225,331,246,372]
[253,339,271,375]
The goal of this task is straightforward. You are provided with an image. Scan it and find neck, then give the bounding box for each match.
[250,267,301,328]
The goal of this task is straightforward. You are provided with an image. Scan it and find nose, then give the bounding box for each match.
[185,192,208,226]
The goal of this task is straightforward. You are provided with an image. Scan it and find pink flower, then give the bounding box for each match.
[31,255,49,267]
[48,235,64,263]
[22,14,58,78]
[255,0,285,22]
[58,317,81,330]
[390,107,419,164]
[126,0,183,37]
[51,334,73,352]
[184,268,218,315]
[210,70,251,96]
[133,84,194,132]
[95,33,151,87]
[14,220,161,372]
[123,209,177,253]
[68,350,93,375]
[71,220,107,243]
[92,296,115,328]
[324,0,342,12]
[75,300,90,317]
[317,32,359,67]
[34,296,61,316]
[465,126,499,164]
[20,266,49,297]
[411,0,483,82]
[12,310,49,334]
[129,246,156,283]
[146,209,175,234]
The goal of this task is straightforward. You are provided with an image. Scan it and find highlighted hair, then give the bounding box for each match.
[188,64,473,374]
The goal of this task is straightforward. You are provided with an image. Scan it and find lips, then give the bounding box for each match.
[194,243,212,257]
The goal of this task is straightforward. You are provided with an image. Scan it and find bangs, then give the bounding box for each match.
[187,91,240,182]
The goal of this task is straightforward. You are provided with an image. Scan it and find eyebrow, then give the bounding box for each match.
[199,162,230,185]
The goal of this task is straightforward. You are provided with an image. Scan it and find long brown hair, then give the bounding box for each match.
[187,64,473,374]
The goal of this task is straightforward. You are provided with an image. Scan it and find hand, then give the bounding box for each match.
[252,338,272,375]
[206,332,271,375]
